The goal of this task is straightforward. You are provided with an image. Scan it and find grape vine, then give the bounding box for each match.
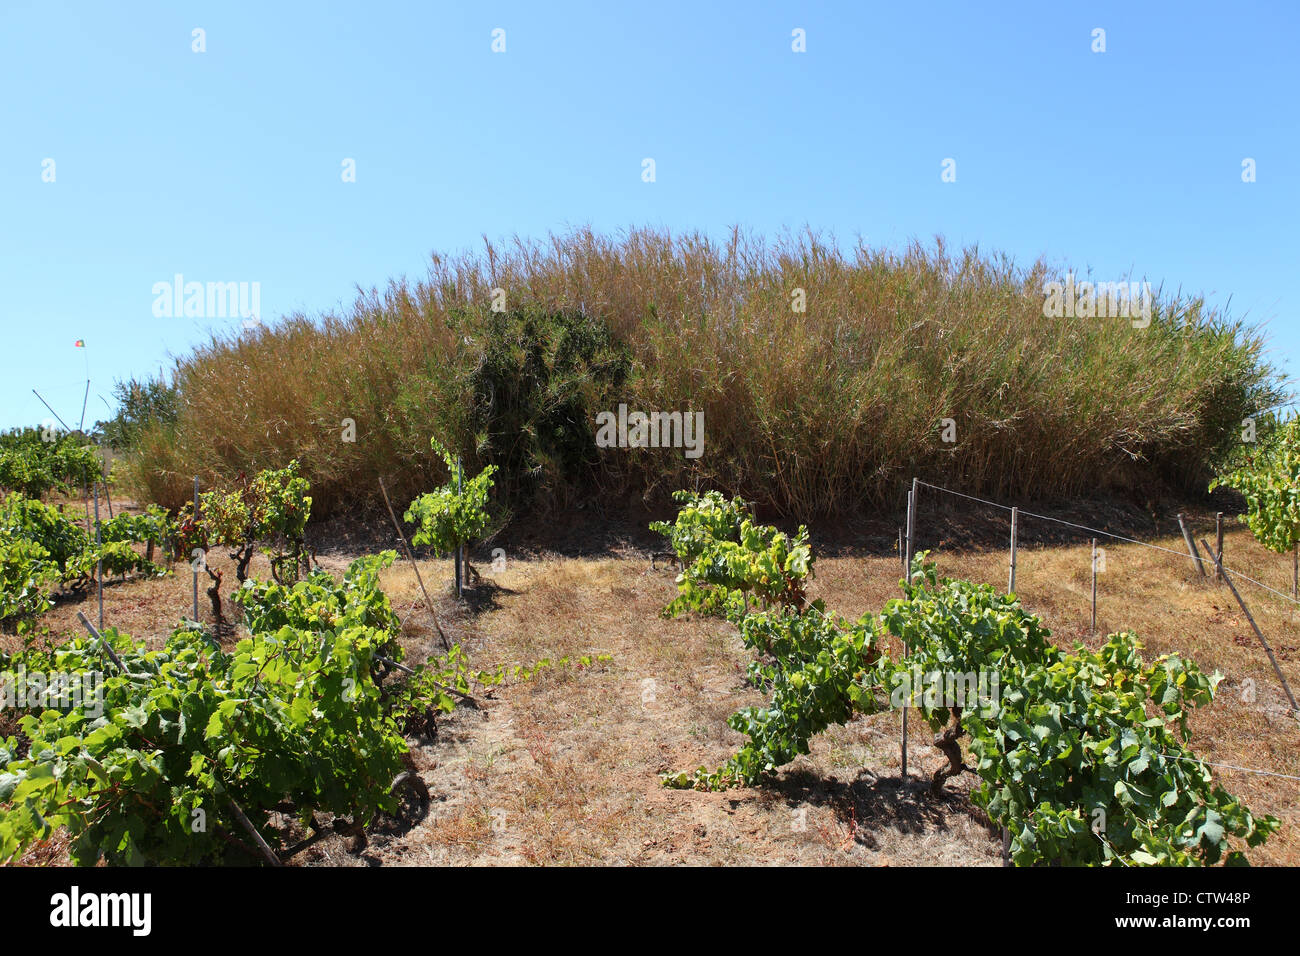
[1211,414,1300,554]
[403,438,497,580]
[653,492,1279,865]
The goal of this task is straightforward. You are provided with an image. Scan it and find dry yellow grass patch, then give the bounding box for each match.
[353,553,1001,867]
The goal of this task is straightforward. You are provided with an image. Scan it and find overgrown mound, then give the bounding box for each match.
[115,227,1281,520]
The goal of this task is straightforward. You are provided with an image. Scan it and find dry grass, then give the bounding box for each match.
[304,515,1300,867]
[338,555,1000,867]
[121,227,1279,520]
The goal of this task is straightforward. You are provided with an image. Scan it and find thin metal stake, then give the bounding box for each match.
[1008,507,1018,594]
[193,477,200,621]
[101,452,114,519]
[378,477,451,652]
[455,457,464,599]
[902,481,917,779]
[1090,538,1097,636]
[1203,539,1299,714]
[94,482,103,632]
[76,611,124,673]
[910,482,920,618]
[31,389,72,432]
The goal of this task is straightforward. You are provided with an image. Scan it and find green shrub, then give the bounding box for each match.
[655,493,1278,866]
[175,461,312,583]
[461,306,631,505]
[0,617,407,865]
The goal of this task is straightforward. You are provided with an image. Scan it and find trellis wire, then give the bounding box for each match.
[914,480,1300,606]
[770,524,1300,826]
[1161,753,1300,784]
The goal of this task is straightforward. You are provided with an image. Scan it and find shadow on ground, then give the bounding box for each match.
[769,767,997,852]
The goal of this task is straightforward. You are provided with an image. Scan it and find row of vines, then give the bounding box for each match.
[651,490,1278,865]
[0,435,607,864]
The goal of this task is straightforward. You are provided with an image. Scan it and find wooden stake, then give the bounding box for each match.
[1178,513,1206,577]
[378,477,451,652]
[1202,539,1299,714]
[224,793,282,867]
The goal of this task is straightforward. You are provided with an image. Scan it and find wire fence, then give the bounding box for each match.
[662,484,1298,790]
[914,479,1300,606]
[900,478,1300,791]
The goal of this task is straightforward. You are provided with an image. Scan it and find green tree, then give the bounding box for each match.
[95,378,179,451]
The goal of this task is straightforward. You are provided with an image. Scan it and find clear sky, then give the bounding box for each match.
[1,0,1296,431]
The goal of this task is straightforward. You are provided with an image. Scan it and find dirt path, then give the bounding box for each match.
[304,556,1001,866]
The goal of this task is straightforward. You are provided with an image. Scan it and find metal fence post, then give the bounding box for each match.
[901,482,917,779]
[193,476,200,621]
[455,457,464,599]
[1090,538,1097,636]
[1008,507,1018,594]
[94,481,103,632]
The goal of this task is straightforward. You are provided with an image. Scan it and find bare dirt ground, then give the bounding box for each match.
[7,496,1299,867]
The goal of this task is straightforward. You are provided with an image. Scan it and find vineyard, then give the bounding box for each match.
[0,439,610,865]
[9,6,1300,936]
[1,415,1298,867]
[651,491,1276,865]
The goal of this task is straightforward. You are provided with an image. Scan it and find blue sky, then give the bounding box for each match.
[1,0,1296,430]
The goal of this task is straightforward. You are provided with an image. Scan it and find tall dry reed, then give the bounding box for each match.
[124,226,1283,520]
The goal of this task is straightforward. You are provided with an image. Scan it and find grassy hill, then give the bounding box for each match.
[119,227,1282,522]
